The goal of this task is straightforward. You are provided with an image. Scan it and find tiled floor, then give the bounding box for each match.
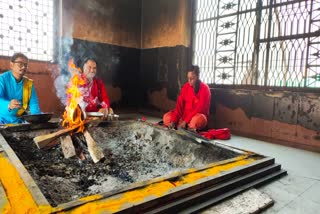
[219,136,320,214]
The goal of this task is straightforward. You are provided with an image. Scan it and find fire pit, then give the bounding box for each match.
[0,119,286,213]
[1,120,240,206]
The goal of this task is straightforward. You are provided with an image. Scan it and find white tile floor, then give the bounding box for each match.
[207,136,320,213]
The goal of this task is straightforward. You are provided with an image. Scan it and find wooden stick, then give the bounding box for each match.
[34,125,81,149]
[71,133,88,160]
[60,135,76,158]
[83,130,105,163]
[34,118,98,149]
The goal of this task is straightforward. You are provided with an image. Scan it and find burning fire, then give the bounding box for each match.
[62,59,87,132]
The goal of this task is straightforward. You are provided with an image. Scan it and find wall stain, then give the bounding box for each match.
[140,45,190,103]
[141,0,192,48]
[64,0,142,48]
[214,88,320,131]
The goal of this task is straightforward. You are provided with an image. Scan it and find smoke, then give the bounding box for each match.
[53,0,75,106]
[80,1,113,17]
[54,71,71,105]
[54,37,73,105]
[53,24,91,113]
[52,1,112,109]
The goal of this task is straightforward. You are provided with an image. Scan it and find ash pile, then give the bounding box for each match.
[2,121,238,206]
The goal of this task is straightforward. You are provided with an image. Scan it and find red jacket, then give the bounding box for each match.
[84,78,110,112]
[171,81,211,123]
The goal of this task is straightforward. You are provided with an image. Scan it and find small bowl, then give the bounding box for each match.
[23,113,53,124]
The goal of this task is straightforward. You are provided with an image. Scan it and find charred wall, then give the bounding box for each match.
[62,0,142,107]
[141,0,191,49]
[212,88,320,152]
[140,0,193,111]
[64,0,141,49]
[67,38,141,107]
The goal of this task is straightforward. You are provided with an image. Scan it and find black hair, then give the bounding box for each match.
[82,57,97,68]
[188,65,201,93]
[10,52,28,62]
[188,65,200,77]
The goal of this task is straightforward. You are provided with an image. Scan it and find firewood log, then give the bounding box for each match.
[60,135,76,158]
[33,118,98,149]
[83,130,105,163]
[34,125,81,149]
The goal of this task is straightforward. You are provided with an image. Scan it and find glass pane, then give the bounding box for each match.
[0,0,55,61]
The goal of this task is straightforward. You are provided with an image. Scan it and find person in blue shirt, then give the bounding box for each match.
[0,53,41,124]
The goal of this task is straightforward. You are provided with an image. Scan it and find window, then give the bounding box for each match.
[0,0,55,61]
[193,0,320,88]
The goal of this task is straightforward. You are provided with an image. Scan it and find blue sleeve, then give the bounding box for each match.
[0,75,15,116]
[29,84,41,114]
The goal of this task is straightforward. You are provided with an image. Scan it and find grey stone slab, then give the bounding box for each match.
[201,188,273,214]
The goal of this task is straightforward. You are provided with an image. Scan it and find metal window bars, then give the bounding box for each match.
[0,0,55,61]
[193,0,320,88]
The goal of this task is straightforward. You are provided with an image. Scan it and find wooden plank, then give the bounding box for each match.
[60,135,76,158]
[0,181,11,212]
[0,134,50,206]
[34,118,98,149]
[34,125,80,149]
[83,130,105,163]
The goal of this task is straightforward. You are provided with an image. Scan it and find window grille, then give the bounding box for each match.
[193,0,320,88]
[0,0,55,61]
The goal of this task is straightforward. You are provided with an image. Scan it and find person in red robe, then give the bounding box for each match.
[82,58,113,117]
[163,65,211,131]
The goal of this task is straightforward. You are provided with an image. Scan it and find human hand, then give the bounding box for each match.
[168,122,177,129]
[8,99,21,110]
[108,108,115,120]
[98,107,109,120]
[178,121,187,129]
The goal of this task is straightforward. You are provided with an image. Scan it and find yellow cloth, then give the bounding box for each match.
[16,77,33,116]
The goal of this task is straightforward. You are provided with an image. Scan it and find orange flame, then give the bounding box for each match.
[62,59,87,132]
[68,58,82,74]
